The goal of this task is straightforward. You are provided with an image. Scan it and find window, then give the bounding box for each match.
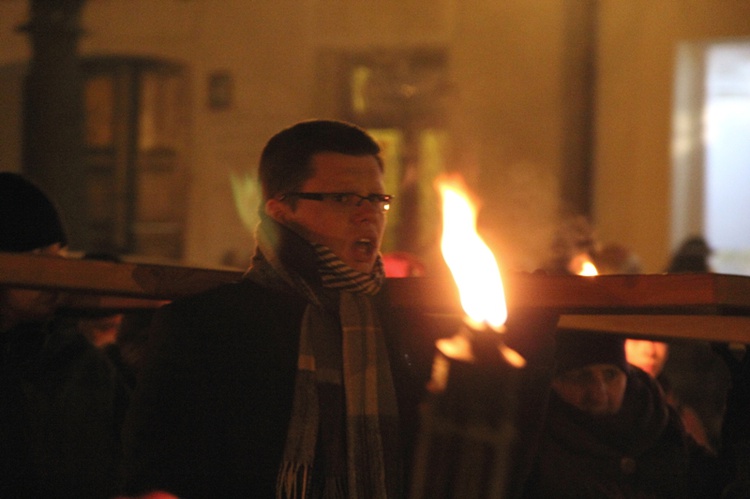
[672,40,750,275]
[81,57,189,259]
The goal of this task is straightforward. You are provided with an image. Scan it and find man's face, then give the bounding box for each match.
[625,339,669,378]
[552,363,627,416]
[270,152,387,273]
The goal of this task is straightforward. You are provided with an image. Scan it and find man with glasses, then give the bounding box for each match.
[122,120,438,498]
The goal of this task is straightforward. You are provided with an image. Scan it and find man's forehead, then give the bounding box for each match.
[306,153,383,184]
[310,151,378,167]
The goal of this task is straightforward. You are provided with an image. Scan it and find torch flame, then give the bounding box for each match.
[437,175,507,331]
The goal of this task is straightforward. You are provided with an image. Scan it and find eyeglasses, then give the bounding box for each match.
[279,192,393,212]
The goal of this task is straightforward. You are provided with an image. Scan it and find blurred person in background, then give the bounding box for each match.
[0,172,130,499]
[667,236,713,273]
[626,338,713,450]
[516,328,750,498]
[592,242,643,275]
[74,252,125,349]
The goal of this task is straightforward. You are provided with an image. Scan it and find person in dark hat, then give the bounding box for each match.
[550,330,630,417]
[666,236,713,273]
[515,328,746,498]
[0,172,68,331]
[0,172,129,499]
[0,171,68,251]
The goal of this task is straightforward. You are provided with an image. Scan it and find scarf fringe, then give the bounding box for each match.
[276,460,311,499]
[322,475,348,499]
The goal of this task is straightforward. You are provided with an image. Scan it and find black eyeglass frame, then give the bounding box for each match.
[279,192,393,212]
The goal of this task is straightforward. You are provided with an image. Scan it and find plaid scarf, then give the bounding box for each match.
[248,218,400,498]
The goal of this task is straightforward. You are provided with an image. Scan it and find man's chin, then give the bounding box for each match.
[352,263,375,274]
[346,257,375,274]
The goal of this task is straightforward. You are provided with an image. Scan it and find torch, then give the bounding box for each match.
[409,175,526,499]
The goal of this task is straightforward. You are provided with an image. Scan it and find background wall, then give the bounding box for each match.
[2,0,750,273]
[594,0,750,273]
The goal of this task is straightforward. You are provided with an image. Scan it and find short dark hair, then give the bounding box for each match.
[258,120,382,204]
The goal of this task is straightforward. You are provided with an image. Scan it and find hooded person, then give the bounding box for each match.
[0,172,68,331]
[518,328,728,498]
[0,172,129,499]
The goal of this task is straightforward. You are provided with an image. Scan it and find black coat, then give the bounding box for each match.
[520,367,724,498]
[121,277,444,498]
[0,322,129,499]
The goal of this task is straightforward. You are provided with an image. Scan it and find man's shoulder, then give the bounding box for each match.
[170,278,284,305]
[161,278,306,320]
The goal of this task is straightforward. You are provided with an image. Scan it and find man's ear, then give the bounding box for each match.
[265,198,288,223]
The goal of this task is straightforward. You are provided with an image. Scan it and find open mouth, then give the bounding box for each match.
[353,238,375,258]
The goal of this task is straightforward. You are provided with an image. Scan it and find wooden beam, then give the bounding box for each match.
[385,274,750,343]
[4,252,750,342]
[6,252,750,312]
[557,314,750,344]
[0,252,240,304]
[385,272,750,314]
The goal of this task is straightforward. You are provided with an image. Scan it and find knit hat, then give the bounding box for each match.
[0,172,67,252]
[554,328,629,374]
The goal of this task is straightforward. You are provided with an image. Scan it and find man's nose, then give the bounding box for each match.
[353,198,380,219]
[353,195,382,211]
[585,376,608,400]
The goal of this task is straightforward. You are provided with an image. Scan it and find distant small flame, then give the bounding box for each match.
[437,175,507,331]
[569,253,599,276]
[580,261,598,276]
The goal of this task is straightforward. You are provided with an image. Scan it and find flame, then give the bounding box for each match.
[569,253,599,276]
[579,260,598,276]
[437,175,507,331]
